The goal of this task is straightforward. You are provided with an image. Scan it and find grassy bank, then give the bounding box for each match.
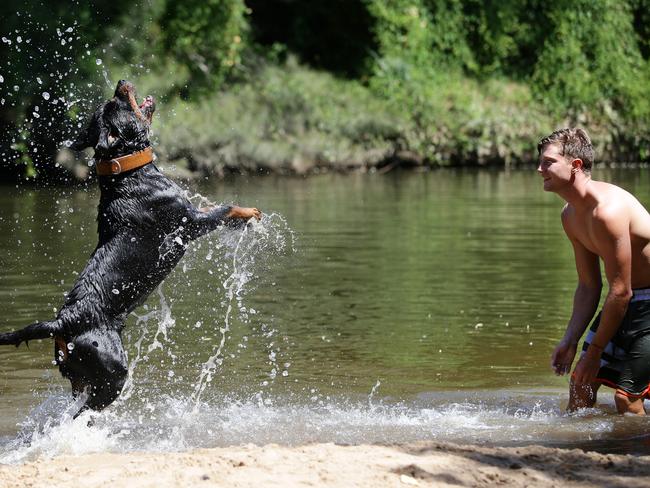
[58,56,649,180]
[76,60,559,178]
[120,61,647,178]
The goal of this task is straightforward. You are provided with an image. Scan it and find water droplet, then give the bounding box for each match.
[42,92,50,100]
[67,342,74,351]
[13,85,19,92]
[95,58,103,65]
[0,75,3,83]
[112,288,120,295]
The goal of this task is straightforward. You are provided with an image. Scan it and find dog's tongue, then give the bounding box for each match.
[139,95,153,109]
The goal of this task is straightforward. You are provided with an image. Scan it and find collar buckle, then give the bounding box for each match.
[110,159,122,175]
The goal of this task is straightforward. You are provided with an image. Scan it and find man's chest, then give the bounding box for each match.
[567,218,602,256]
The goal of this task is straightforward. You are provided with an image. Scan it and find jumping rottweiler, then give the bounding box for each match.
[0,80,261,417]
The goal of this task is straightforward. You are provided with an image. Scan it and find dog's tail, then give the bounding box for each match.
[0,321,60,347]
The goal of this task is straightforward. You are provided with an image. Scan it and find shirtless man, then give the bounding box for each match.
[539,128,650,415]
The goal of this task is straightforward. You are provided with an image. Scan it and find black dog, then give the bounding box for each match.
[0,80,260,416]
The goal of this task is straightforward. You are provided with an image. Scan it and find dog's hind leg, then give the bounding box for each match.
[0,320,60,347]
[72,368,128,420]
[66,330,129,418]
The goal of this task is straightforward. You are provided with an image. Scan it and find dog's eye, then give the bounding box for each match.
[92,341,99,347]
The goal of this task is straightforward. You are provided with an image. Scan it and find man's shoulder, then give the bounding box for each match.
[560,203,573,221]
[591,179,627,195]
[560,204,577,237]
[591,183,631,221]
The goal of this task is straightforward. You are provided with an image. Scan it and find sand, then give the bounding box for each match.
[1,441,650,487]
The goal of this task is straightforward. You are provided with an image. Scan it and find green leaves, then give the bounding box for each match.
[160,0,248,93]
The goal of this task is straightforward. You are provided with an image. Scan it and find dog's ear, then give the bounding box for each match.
[70,105,104,151]
[95,124,111,153]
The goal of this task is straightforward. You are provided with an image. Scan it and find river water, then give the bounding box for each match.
[1,168,650,462]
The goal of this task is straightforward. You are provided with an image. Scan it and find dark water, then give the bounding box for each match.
[1,168,650,462]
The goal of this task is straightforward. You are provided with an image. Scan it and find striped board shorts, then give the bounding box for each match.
[581,287,650,398]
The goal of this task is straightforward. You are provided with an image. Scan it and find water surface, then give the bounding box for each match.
[1,168,650,462]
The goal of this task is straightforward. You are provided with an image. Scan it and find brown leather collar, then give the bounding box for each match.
[96,147,154,176]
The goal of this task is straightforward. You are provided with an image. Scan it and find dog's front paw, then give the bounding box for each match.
[233,206,262,221]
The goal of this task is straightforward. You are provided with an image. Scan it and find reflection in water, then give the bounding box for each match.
[1,169,650,460]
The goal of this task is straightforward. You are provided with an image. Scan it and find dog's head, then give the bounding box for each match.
[71,79,156,160]
[113,80,156,124]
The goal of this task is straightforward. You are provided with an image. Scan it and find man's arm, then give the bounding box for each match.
[552,210,602,375]
[572,205,632,385]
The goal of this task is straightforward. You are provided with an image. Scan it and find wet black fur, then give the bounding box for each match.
[0,80,240,416]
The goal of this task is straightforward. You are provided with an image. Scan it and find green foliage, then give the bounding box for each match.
[368,0,474,77]
[159,0,248,93]
[0,0,136,181]
[2,0,650,182]
[365,0,650,162]
[153,59,401,174]
[531,0,649,117]
[246,0,376,78]
[631,0,650,59]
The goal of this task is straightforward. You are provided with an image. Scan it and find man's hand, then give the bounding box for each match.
[571,348,601,385]
[551,338,578,375]
[229,206,262,221]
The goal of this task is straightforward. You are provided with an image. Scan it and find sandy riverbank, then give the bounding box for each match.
[1,441,650,487]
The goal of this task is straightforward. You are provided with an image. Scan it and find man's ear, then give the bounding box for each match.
[571,158,584,173]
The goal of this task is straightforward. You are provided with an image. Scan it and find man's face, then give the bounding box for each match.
[537,143,573,192]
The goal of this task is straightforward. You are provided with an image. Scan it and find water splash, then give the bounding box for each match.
[0,209,298,463]
[189,213,295,406]
[0,18,103,161]
[368,380,381,406]
[112,209,294,414]
[3,389,647,464]
[190,223,250,407]
[118,287,177,405]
